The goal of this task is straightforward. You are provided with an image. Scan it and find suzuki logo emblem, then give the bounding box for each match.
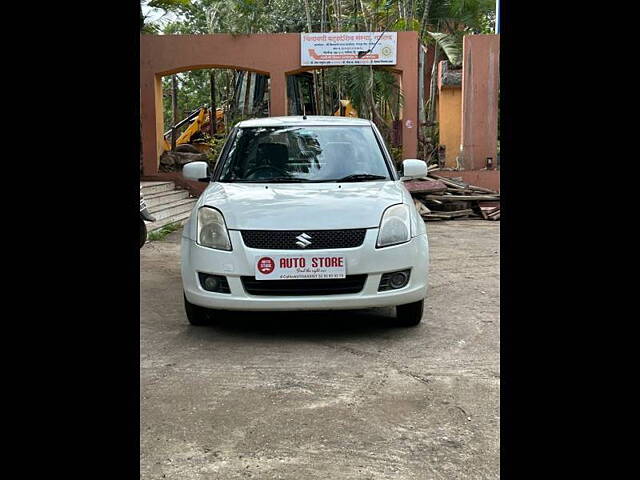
[295,233,312,248]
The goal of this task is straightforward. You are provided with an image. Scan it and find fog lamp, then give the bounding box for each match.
[378,269,411,291]
[203,276,219,291]
[389,271,409,289]
[198,273,230,293]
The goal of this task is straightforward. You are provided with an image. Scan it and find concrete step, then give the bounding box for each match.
[149,198,197,221]
[141,181,175,196]
[141,180,197,234]
[145,189,191,209]
[145,210,192,233]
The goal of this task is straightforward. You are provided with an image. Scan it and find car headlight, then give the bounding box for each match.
[197,207,232,251]
[376,204,411,248]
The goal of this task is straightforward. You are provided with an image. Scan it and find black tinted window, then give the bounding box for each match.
[218,126,390,182]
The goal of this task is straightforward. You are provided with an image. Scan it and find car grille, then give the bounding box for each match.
[241,275,367,296]
[240,229,367,250]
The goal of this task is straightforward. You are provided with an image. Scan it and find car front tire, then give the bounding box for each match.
[184,292,211,326]
[396,299,424,327]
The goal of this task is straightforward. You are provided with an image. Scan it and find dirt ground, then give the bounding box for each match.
[140,220,500,479]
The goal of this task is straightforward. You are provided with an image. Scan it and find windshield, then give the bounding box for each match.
[218,125,392,183]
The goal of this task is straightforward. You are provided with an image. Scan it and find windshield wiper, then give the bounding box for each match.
[333,174,388,182]
[254,177,311,183]
[229,177,308,183]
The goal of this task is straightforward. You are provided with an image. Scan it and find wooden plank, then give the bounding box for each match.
[432,200,472,211]
[429,173,498,194]
[428,174,468,189]
[405,180,448,194]
[469,185,499,194]
[425,209,473,219]
[413,199,431,216]
[483,206,500,215]
[441,209,473,217]
[423,194,500,201]
[446,187,474,194]
[479,205,500,220]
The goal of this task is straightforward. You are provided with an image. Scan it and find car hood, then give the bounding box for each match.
[199,181,405,230]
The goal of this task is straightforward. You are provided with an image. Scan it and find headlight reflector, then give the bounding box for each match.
[197,207,232,250]
[376,204,411,248]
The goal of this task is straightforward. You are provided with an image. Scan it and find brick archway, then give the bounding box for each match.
[140,32,419,176]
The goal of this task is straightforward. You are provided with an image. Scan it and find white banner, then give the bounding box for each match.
[255,255,347,280]
[301,32,397,66]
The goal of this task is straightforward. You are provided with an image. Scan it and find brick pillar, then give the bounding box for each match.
[141,73,163,176]
[269,71,287,117]
[461,35,500,170]
[398,33,419,159]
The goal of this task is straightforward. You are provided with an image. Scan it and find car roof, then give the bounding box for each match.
[237,116,373,128]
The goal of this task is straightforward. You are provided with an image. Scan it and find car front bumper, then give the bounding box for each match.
[181,230,429,311]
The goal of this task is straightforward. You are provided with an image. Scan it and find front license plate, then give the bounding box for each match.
[255,255,346,280]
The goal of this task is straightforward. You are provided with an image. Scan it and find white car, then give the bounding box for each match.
[181,116,429,327]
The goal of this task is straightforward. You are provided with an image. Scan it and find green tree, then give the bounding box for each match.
[141,0,191,33]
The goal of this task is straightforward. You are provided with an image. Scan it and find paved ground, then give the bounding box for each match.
[140,220,500,479]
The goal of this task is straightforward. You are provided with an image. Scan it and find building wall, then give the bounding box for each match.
[438,87,462,168]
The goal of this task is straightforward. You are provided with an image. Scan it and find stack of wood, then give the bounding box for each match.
[405,166,500,222]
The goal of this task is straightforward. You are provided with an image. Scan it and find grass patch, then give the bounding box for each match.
[147,222,183,242]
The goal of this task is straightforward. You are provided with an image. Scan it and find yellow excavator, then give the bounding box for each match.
[334,99,358,117]
[161,107,224,153]
[162,100,355,154]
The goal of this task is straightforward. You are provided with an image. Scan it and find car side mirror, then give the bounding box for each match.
[183,161,210,182]
[401,159,427,180]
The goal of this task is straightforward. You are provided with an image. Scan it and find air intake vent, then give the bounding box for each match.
[241,229,366,250]
[241,275,367,296]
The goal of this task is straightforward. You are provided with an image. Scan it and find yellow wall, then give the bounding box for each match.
[438,87,462,168]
